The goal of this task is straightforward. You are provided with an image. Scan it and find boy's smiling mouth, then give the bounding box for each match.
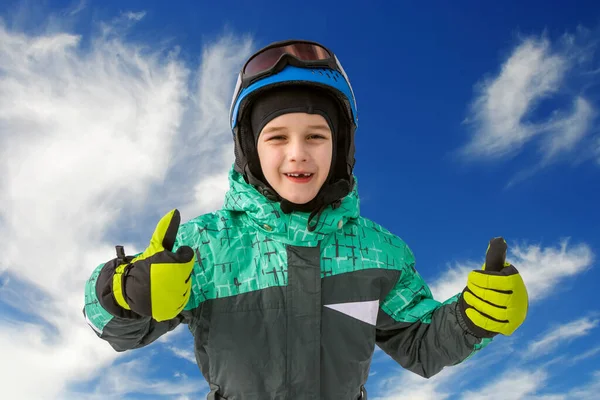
[284,172,314,183]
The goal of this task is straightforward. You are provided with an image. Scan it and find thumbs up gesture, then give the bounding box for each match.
[459,238,529,337]
[112,209,195,321]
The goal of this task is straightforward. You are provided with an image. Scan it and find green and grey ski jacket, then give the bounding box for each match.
[83,167,491,400]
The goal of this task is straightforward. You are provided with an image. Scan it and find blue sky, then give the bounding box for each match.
[0,0,599,399]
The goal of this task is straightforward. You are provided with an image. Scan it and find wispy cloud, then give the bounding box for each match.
[427,260,479,302]
[462,37,569,158]
[512,239,595,301]
[461,368,600,400]
[565,370,600,400]
[546,343,600,368]
[372,317,600,400]
[168,346,198,364]
[173,34,254,221]
[461,369,557,400]
[524,317,599,360]
[429,239,594,302]
[459,28,600,185]
[372,366,457,400]
[374,317,600,400]
[67,0,87,17]
[65,358,206,399]
[0,9,253,399]
[372,336,520,400]
[124,11,146,21]
[571,344,600,364]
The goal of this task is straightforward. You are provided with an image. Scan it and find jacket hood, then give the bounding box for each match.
[222,166,360,245]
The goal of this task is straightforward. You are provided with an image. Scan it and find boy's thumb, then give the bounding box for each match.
[483,237,507,273]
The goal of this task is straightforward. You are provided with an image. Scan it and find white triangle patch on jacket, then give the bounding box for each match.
[324,299,380,326]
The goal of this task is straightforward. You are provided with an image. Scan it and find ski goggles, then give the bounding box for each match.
[241,40,341,85]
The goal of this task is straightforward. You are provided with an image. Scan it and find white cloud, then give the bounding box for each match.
[64,357,206,399]
[460,369,600,400]
[544,343,600,369]
[564,370,600,400]
[0,10,253,400]
[570,344,600,364]
[429,239,594,302]
[371,336,519,400]
[540,97,594,161]
[428,260,479,302]
[460,31,599,183]
[462,37,568,158]
[512,239,594,301]
[168,345,198,364]
[461,369,558,400]
[371,320,600,400]
[372,366,457,400]
[524,317,599,360]
[67,0,87,17]
[124,11,146,21]
[176,34,253,219]
[135,34,253,223]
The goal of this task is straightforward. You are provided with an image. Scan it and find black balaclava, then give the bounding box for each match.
[249,86,340,147]
[234,85,353,231]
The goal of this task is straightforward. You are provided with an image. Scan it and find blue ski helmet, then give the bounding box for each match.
[229,39,358,216]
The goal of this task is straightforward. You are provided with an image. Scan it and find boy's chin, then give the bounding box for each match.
[279,191,318,205]
[281,196,315,205]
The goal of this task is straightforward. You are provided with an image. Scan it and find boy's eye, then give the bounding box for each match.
[266,134,327,141]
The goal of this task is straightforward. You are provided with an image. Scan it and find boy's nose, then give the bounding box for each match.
[287,140,309,162]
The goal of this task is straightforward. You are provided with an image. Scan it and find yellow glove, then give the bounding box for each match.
[112,209,195,322]
[459,237,529,337]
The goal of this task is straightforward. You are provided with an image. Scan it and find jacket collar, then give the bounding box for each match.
[222,166,360,245]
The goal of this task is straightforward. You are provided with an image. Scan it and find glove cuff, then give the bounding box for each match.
[457,287,498,339]
[96,257,144,320]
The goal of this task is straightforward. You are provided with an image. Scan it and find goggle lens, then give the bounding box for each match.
[243,42,332,76]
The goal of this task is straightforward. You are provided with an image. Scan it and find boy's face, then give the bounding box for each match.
[257,112,333,205]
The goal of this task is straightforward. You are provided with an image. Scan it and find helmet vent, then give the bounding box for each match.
[311,68,340,82]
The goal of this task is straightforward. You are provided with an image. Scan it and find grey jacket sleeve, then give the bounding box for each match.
[83,259,187,352]
[375,251,493,378]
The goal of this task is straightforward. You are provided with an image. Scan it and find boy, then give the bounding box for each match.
[83,40,528,400]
